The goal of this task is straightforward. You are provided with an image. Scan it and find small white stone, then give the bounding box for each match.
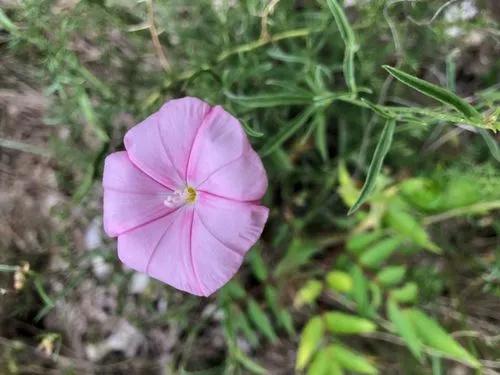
[129,273,150,294]
[85,218,103,250]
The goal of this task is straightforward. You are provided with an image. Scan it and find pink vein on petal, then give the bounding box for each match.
[196,189,263,204]
[195,152,246,189]
[103,186,170,196]
[156,114,185,184]
[145,207,183,275]
[125,151,175,192]
[188,208,207,296]
[114,207,178,237]
[194,208,245,257]
[184,106,216,181]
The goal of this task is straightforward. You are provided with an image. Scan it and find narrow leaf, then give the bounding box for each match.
[0,8,18,33]
[387,299,423,361]
[308,351,344,375]
[327,344,378,374]
[385,205,441,253]
[376,266,406,287]
[406,309,481,368]
[225,91,313,108]
[383,65,480,121]
[326,0,358,93]
[326,271,353,293]
[390,282,418,304]
[274,238,319,277]
[247,299,278,343]
[323,312,376,334]
[296,316,325,370]
[78,91,109,142]
[348,118,396,214]
[351,265,370,316]
[314,111,329,161]
[346,231,384,255]
[359,237,402,268]
[478,128,500,162]
[294,280,323,308]
[260,106,316,156]
[248,247,268,282]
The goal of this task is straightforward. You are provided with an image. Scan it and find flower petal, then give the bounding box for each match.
[191,192,269,295]
[116,192,269,297]
[103,152,175,237]
[117,207,206,296]
[196,148,268,201]
[186,106,251,188]
[124,97,210,189]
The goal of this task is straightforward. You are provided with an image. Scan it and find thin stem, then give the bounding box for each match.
[146,0,171,72]
[424,200,500,225]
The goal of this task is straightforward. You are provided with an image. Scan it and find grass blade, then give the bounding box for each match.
[348,118,396,214]
[383,65,481,121]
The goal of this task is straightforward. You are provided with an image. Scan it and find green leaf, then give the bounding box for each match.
[361,98,394,119]
[247,248,268,282]
[0,8,18,33]
[234,349,268,375]
[327,344,378,374]
[296,316,325,370]
[390,282,418,304]
[232,306,259,347]
[369,282,382,311]
[359,237,402,268]
[376,266,406,287]
[338,160,360,207]
[348,118,396,214]
[478,128,500,162]
[406,309,481,368]
[78,91,109,142]
[294,280,323,308]
[326,271,353,293]
[240,119,265,138]
[383,65,481,121]
[387,299,423,361]
[223,280,247,300]
[263,286,295,335]
[385,205,441,253]
[274,238,319,277]
[308,350,344,375]
[314,111,329,161]
[346,231,384,255]
[351,265,370,316]
[278,309,295,336]
[260,106,316,156]
[325,0,358,93]
[73,163,95,202]
[247,299,278,343]
[323,312,376,334]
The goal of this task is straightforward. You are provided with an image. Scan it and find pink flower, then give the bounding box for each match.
[102,97,269,296]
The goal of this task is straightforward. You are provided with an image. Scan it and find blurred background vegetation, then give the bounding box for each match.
[0,0,499,374]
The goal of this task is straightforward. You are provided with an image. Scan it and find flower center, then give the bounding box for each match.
[163,186,197,208]
[185,186,197,203]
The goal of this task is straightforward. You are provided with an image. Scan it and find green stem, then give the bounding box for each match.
[424,200,500,225]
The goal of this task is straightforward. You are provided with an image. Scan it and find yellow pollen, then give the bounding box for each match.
[185,186,197,203]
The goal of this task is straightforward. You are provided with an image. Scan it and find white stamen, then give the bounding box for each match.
[163,190,185,208]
